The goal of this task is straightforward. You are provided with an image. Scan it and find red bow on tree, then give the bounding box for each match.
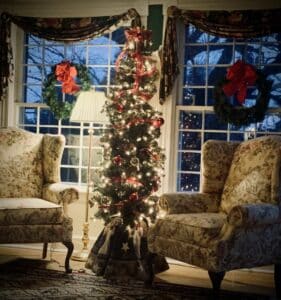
[222,60,257,104]
[55,61,80,94]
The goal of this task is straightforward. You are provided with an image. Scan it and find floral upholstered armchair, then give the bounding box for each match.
[0,127,79,273]
[148,135,281,297]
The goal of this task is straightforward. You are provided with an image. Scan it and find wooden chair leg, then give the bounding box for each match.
[275,264,281,299]
[62,241,74,273]
[144,253,156,287]
[208,270,225,297]
[42,242,48,259]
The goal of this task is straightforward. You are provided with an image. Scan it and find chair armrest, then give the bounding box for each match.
[159,192,221,214]
[227,203,281,227]
[42,183,79,206]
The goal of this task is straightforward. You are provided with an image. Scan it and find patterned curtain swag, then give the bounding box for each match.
[0,8,141,102]
[159,6,281,104]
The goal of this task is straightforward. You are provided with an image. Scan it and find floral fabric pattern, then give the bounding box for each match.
[43,134,65,183]
[227,203,281,227]
[201,140,239,194]
[148,135,281,275]
[151,212,226,248]
[0,127,78,249]
[42,183,79,205]
[0,127,43,198]
[0,198,64,225]
[0,217,73,243]
[220,135,281,213]
[159,192,221,214]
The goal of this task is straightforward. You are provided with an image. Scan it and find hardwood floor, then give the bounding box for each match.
[0,244,275,298]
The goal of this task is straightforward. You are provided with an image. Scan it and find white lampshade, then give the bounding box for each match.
[70,90,108,123]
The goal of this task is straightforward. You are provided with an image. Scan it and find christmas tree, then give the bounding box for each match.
[93,27,165,227]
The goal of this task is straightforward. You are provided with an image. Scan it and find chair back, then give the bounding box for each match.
[220,135,281,213]
[0,127,65,198]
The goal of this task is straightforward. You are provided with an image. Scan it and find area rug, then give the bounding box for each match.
[0,258,270,300]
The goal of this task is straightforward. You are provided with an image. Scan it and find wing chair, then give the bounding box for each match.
[0,127,79,273]
[148,135,281,297]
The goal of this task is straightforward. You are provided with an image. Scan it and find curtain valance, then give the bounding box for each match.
[0,8,141,101]
[159,6,281,104]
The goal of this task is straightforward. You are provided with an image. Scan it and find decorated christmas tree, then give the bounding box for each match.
[93,27,165,226]
[86,27,168,281]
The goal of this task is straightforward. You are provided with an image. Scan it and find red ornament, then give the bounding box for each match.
[151,118,164,128]
[126,177,143,186]
[113,155,122,165]
[116,103,124,112]
[129,192,139,201]
[222,60,257,104]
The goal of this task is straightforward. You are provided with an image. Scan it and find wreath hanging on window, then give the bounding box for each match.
[42,60,91,120]
[213,60,272,126]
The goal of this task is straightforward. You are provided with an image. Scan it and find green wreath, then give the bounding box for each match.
[42,61,91,120]
[213,70,272,127]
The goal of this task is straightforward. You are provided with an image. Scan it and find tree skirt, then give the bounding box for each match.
[0,258,270,300]
[85,217,169,281]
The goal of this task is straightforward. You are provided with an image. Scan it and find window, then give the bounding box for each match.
[176,24,281,192]
[16,28,126,184]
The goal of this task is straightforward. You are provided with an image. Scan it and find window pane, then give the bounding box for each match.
[178,131,201,150]
[209,45,233,65]
[179,111,202,129]
[182,88,205,105]
[66,45,86,64]
[185,45,207,65]
[61,167,79,183]
[88,67,108,85]
[44,46,64,64]
[88,46,109,65]
[24,85,42,103]
[205,113,227,130]
[25,66,42,84]
[178,152,201,171]
[62,128,81,146]
[183,66,206,85]
[25,46,43,64]
[40,109,57,125]
[177,173,200,192]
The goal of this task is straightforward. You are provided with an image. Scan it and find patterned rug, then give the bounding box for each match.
[0,258,271,300]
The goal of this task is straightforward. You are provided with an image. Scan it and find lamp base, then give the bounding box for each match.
[71,221,90,262]
[71,248,89,262]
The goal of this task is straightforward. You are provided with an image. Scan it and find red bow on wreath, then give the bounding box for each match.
[55,61,80,94]
[222,60,257,104]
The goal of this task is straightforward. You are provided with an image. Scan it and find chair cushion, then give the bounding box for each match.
[153,213,226,247]
[0,127,43,198]
[221,135,281,214]
[0,198,64,225]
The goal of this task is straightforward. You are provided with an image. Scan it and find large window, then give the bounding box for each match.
[176,24,281,192]
[16,28,126,184]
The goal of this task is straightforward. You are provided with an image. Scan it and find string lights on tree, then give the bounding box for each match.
[93,27,165,227]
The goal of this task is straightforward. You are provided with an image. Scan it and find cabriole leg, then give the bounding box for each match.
[208,270,225,298]
[62,241,74,273]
